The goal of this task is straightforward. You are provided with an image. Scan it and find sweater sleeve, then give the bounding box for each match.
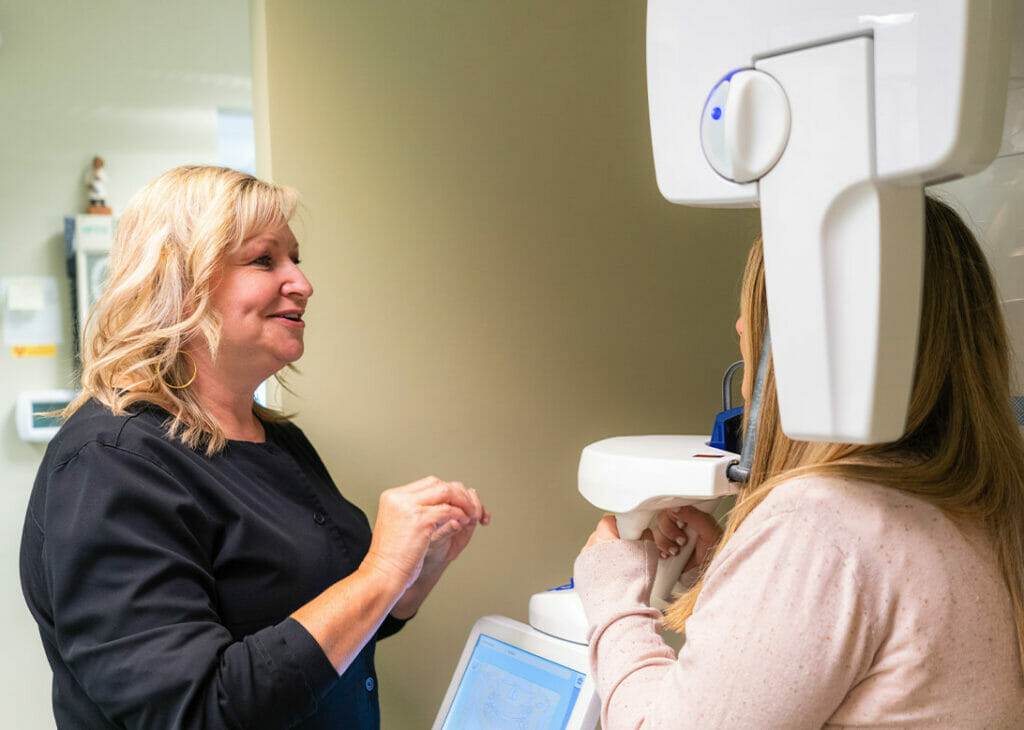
[573,506,878,730]
[40,443,340,729]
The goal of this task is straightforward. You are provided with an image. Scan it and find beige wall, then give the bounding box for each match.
[259,1,758,725]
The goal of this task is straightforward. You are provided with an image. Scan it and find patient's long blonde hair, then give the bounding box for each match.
[67,166,299,454]
[666,197,1024,672]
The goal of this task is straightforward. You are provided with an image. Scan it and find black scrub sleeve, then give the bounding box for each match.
[38,443,340,729]
[377,614,408,640]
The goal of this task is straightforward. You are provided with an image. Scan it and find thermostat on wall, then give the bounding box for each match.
[16,390,77,443]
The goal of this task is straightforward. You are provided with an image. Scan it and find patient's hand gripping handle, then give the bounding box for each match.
[615,510,699,611]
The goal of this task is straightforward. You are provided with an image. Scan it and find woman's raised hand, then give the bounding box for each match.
[420,481,489,570]
[652,506,723,572]
[292,476,489,670]
[583,506,723,575]
[362,476,489,595]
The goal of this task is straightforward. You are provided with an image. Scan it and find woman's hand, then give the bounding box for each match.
[582,507,723,573]
[360,476,490,620]
[362,476,486,592]
[420,483,490,572]
[652,506,723,572]
[583,514,623,550]
[293,476,488,671]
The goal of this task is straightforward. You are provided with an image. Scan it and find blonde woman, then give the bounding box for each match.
[20,166,489,729]
[574,197,1024,728]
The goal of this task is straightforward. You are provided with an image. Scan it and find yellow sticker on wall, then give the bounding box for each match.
[11,345,57,358]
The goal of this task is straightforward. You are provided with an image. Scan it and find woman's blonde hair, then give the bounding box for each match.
[68,165,299,454]
[666,196,1024,671]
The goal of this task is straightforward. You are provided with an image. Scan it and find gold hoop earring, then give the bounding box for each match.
[164,351,198,390]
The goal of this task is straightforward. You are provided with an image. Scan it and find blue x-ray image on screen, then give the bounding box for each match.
[440,634,586,730]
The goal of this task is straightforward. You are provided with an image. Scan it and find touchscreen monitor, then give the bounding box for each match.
[433,616,599,730]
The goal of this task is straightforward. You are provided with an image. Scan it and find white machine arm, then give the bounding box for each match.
[648,0,1013,443]
[756,38,925,441]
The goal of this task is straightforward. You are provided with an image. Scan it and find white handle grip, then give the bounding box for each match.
[650,525,698,611]
[614,510,654,541]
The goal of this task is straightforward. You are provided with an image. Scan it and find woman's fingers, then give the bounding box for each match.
[465,486,490,526]
[676,505,723,545]
[368,477,488,587]
[448,481,484,523]
[408,478,484,523]
[424,503,472,534]
[674,506,723,570]
[582,507,723,575]
[653,509,689,559]
[401,474,446,494]
[652,506,724,562]
[583,515,620,551]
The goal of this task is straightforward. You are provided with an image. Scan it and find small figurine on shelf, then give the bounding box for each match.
[85,156,112,215]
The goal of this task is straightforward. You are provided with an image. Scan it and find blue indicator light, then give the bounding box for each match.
[711,106,722,120]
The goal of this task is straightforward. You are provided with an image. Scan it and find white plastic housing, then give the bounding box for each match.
[578,435,737,515]
[647,0,1012,442]
[757,38,926,441]
[529,587,591,645]
[648,0,1011,204]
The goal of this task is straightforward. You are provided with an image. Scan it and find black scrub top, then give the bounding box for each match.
[19,399,406,729]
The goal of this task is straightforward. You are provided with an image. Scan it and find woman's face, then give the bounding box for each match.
[208,224,313,381]
[736,316,751,401]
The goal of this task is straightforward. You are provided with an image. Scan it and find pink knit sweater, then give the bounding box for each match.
[573,476,1024,728]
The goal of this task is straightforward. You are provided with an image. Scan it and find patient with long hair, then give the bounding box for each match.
[575,197,1024,728]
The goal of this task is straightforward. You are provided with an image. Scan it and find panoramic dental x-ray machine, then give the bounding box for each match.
[433,3,1019,728]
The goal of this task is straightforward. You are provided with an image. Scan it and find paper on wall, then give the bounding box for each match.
[1,276,63,355]
[5,277,46,311]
